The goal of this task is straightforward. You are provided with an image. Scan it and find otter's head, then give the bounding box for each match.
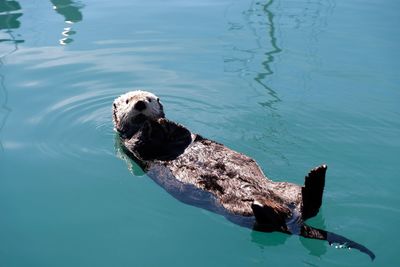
[112,90,165,139]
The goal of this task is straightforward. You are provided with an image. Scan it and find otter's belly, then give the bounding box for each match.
[164,139,302,216]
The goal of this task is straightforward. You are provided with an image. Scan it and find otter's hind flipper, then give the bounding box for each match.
[302,164,327,220]
[251,197,291,232]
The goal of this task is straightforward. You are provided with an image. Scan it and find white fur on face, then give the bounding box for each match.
[112,90,164,135]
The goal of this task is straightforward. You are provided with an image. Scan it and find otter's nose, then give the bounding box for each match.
[134,100,146,111]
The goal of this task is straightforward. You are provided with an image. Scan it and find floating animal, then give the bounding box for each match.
[113,90,375,260]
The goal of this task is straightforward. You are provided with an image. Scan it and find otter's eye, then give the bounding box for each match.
[147,97,152,102]
[125,99,129,104]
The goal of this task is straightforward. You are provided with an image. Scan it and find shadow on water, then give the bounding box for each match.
[0,0,24,151]
[50,0,84,45]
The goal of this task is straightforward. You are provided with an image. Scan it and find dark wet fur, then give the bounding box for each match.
[116,117,375,260]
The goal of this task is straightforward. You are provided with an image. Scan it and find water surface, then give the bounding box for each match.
[1,0,399,266]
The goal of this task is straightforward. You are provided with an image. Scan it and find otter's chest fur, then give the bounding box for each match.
[162,138,302,216]
[122,118,305,225]
[121,118,325,230]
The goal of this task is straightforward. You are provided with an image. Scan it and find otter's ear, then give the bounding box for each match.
[157,98,165,118]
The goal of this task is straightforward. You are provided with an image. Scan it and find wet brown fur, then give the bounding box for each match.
[112,91,375,260]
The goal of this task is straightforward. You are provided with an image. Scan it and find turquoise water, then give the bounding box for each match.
[1,0,399,265]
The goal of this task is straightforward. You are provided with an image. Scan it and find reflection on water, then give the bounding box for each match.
[224,0,336,257]
[223,0,335,159]
[299,214,328,257]
[0,0,21,29]
[224,0,335,108]
[223,0,290,163]
[275,0,336,92]
[50,0,83,45]
[224,0,281,109]
[0,0,23,52]
[0,0,23,150]
[247,0,282,109]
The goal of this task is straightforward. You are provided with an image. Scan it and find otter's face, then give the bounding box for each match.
[113,90,165,138]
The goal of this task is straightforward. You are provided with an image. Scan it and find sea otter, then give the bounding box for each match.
[112,90,375,260]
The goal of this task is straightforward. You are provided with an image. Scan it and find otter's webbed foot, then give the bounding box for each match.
[302,164,327,220]
[251,197,291,232]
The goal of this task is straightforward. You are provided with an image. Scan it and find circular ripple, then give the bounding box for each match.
[31,89,119,161]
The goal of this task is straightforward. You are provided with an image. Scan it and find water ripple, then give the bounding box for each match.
[27,90,117,160]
